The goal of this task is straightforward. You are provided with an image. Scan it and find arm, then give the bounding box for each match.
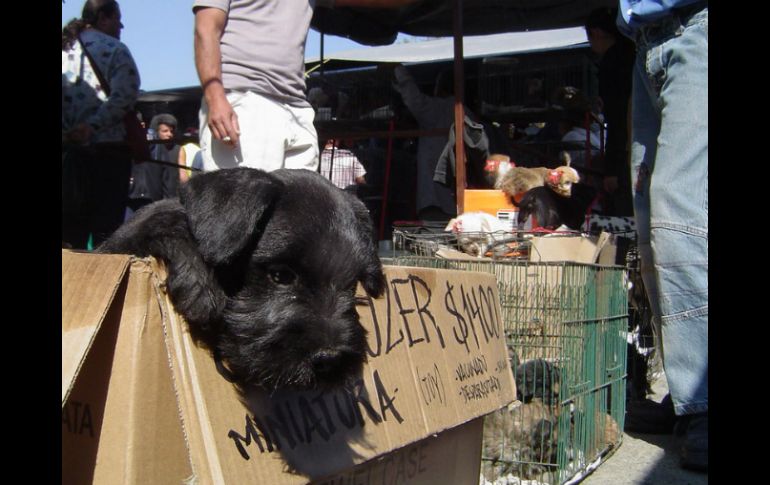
[194,7,239,147]
[354,157,367,185]
[392,65,434,123]
[178,146,190,183]
[86,44,140,135]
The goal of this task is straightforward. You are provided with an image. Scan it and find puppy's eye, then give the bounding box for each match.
[268,267,296,286]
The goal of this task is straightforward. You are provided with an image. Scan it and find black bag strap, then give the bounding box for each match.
[77,35,112,97]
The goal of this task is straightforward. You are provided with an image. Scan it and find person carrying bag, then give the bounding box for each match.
[62,0,142,249]
[77,36,150,163]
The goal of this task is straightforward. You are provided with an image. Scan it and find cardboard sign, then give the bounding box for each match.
[311,418,484,485]
[62,251,516,484]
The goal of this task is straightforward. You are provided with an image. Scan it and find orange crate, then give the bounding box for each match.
[464,190,518,216]
[463,190,536,230]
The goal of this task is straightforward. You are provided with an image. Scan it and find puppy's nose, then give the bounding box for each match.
[311,349,343,375]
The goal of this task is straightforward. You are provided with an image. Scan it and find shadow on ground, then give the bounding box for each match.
[580,377,708,485]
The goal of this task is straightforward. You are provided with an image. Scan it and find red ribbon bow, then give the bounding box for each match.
[548,170,561,185]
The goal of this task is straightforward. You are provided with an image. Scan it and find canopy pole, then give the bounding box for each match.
[378,120,396,241]
[452,0,465,215]
[320,30,325,78]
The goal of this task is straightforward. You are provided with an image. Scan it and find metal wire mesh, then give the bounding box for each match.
[319,145,367,190]
[477,50,596,116]
[390,255,627,484]
[392,226,535,260]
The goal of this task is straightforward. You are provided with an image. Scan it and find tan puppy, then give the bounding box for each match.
[495,152,580,200]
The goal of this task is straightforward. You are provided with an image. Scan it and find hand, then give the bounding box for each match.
[603,175,619,193]
[206,94,240,147]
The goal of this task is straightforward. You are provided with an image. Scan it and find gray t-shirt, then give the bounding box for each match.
[193,0,333,107]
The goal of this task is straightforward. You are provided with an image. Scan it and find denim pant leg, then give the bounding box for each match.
[632,9,708,416]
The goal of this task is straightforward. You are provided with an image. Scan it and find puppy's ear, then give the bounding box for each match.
[350,197,386,298]
[179,168,284,266]
[96,199,227,336]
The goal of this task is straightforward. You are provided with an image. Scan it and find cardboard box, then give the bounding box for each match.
[311,418,484,485]
[62,251,516,484]
[529,232,616,264]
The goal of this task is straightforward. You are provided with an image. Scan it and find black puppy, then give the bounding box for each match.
[98,167,385,391]
[515,359,561,405]
[514,183,598,230]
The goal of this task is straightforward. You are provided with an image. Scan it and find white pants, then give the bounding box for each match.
[199,90,319,172]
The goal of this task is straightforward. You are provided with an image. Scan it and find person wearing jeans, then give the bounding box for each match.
[618,1,708,472]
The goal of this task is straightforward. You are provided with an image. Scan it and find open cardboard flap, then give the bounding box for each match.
[62,251,516,484]
[529,231,615,264]
[62,251,194,484]
[62,251,129,404]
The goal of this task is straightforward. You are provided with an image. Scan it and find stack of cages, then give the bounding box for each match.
[477,49,597,116]
[306,66,397,122]
[389,229,627,485]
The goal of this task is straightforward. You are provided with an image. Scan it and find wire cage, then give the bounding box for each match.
[389,244,627,484]
[306,67,396,122]
[477,50,597,116]
[318,143,368,190]
[622,240,662,402]
[392,225,537,261]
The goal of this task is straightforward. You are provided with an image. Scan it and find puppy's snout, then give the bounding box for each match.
[311,349,344,375]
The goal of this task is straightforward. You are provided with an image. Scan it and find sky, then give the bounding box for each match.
[61,0,406,92]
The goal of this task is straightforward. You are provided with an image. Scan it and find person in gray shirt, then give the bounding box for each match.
[193,0,416,173]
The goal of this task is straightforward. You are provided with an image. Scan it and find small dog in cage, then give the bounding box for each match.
[482,398,559,481]
[444,211,512,257]
[496,151,581,200]
[482,357,563,481]
[98,167,385,391]
[514,182,598,230]
[516,359,561,405]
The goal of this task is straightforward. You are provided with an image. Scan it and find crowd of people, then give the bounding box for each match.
[62,0,706,473]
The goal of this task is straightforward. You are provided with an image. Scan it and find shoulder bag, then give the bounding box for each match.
[77,36,151,162]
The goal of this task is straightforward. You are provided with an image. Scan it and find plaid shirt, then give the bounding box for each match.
[319,147,366,189]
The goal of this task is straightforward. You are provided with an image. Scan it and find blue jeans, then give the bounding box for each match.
[630,7,708,416]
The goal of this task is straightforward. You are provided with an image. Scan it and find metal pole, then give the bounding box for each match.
[378,120,396,241]
[320,30,325,78]
[453,0,465,215]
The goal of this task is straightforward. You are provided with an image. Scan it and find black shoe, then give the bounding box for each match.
[678,412,708,472]
[624,394,677,434]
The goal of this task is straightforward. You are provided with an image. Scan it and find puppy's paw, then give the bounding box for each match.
[171,285,226,335]
[165,262,227,336]
[361,266,386,298]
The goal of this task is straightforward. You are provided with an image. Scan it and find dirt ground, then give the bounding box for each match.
[580,375,708,485]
